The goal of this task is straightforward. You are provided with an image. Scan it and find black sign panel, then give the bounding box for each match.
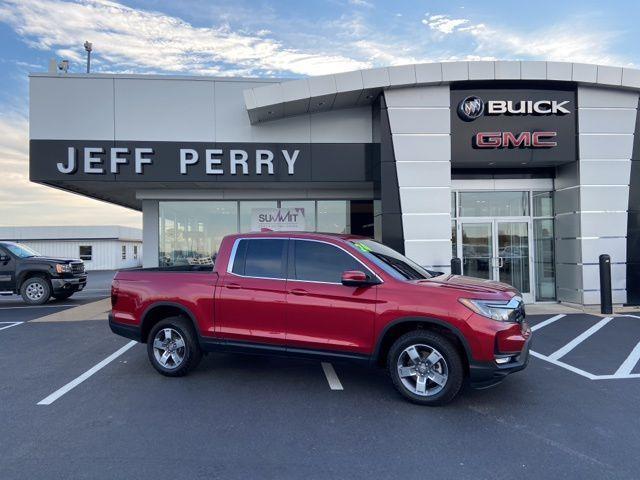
[450,82,577,167]
[30,141,374,183]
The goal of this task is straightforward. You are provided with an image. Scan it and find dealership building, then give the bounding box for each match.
[28,60,640,305]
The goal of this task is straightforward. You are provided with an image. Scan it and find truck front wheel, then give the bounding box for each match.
[20,277,52,305]
[147,316,202,377]
[388,330,464,406]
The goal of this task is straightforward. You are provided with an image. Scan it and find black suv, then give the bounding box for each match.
[0,242,87,305]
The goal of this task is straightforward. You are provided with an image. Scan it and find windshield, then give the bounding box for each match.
[4,243,40,258]
[350,239,432,281]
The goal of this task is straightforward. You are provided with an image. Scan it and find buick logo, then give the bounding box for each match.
[458,96,484,122]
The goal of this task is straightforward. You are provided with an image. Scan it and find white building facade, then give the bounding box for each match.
[0,226,142,270]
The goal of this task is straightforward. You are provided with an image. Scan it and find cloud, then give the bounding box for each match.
[0,114,141,227]
[422,14,470,35]
[0,0,370,76]
[422,13,631,66]
[348,0,373,7]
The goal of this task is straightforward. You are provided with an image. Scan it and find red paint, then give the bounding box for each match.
[111,232,530,368]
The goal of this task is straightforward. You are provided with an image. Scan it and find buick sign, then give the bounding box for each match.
[457,96,484,122]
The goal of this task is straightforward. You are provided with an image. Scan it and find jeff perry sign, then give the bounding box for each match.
[450,84,577,167]
[29,141,373,183]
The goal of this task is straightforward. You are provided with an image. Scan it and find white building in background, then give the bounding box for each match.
[0,226,143,271]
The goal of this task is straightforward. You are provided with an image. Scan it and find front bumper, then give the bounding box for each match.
[109,313,142,342]
[468,337,530,389]
[51,275,87,293]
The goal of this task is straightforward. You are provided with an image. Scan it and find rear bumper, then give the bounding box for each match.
[109,313,142,342]
[468,337,530,389]
[51,275,87,293]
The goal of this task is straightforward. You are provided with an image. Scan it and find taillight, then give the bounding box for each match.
[111,280,119,307]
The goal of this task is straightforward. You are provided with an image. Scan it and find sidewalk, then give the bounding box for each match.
[526,302,640,316]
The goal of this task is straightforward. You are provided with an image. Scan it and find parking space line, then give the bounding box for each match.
[530,351,596,379]
[37,340,137,406]
[530,314,566,332]
[0,304,76,310]
[321,362,343,390]
[548,317,613,361]
[0,321,24,331]
[614,341,640,376]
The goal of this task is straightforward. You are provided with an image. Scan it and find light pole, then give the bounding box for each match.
[84,41,92,73]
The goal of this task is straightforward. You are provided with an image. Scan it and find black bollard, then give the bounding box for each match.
[451,257,462,275]
[599,254,613,314]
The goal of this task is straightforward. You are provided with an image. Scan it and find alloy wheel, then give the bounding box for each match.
[396,344,449,396]
[152,328,186,369]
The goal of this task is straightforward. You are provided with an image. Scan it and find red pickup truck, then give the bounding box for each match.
[109,232,531,405]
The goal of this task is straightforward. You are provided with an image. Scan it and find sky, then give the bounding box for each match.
[0,0,639,228]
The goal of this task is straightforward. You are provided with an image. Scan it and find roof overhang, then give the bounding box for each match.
[243,61,640,124]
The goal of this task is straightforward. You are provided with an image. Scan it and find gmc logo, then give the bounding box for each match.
[474,131,558,149]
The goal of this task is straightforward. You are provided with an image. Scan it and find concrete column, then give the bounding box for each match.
[555,87,638,305]
[384,85,452,272]
[142,199,159,268]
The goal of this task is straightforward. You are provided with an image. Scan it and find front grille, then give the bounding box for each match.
[71,262,85,274]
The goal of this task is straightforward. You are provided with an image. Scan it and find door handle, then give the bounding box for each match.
[289,288,308,296]
[225,283,242,290]
[498,257,505,268]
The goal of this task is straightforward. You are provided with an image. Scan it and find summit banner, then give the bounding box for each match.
[251,208,307,232]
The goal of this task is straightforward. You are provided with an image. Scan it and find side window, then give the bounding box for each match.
[293,240,363,283]
[231,239,287,279]
[79,246,92,261]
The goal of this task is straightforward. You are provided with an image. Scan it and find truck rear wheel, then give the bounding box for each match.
[20,277,51,305]
[388,330,464,406]
[147,316,202,377]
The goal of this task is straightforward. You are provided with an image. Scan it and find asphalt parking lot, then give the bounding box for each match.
[1,296,640,479]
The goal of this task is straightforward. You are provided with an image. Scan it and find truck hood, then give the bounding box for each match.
[415,274,519,298]
[22,256,81,264]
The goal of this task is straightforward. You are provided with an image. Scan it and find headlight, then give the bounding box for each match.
[55,263,72,274]
[459,297,523,322]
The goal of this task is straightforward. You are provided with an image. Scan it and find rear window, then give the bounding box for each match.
[230,239,287,279]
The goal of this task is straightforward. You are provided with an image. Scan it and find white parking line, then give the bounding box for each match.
[0,321,24,331]
[615,341,640,376]
[37,340,137,405]
[321,362,343,390]
[0,304,76,310]
[531,314,566,332]
[548,317,613,361]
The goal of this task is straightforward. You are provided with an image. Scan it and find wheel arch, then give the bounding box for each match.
[17,269,51,290]
[373,317,472,370]
[140,302,198,343]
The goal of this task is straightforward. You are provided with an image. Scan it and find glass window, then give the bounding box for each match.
[240,201,278,232]
[280,200,316,231]
[4,243,39,258]
[159,201,238,267]
[236,239,287,279]
[294,240,362,283]
[350,239,432,281]
[534,219,556,301]
[451,192,457,218]
[122,245,127,260]
[459,191,529,217]
[317,201,348,233]
[133,245,138,260]
[451,221,457,259]
[533,191,554,217]
[79,246,92,261]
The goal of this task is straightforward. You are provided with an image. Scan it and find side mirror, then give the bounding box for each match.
[341,270,378,287]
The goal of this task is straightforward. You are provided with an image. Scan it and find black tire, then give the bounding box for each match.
[52,291,74,301]
[20,276,52,305]
[387,330,464,406]
[147,316,202,377]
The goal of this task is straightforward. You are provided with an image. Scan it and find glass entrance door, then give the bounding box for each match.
[459,220,533,302]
